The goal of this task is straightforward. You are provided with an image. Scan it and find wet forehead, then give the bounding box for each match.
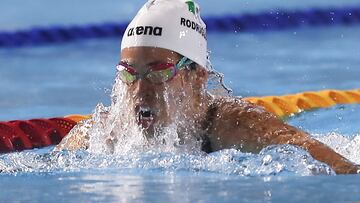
[121,47,180,67]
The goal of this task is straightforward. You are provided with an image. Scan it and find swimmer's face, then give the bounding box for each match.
[120,47,207,135]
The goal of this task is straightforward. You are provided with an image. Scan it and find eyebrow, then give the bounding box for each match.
[120,60,169,67]
[147,60,167,66]
[119,59,132,66]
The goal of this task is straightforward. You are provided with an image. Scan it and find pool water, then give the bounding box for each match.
[1,0,360,202]
[1,169,360,203]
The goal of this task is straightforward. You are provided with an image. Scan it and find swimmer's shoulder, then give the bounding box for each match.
[206,97,283,152]
[54,118,93,151]
[209,96,278,123]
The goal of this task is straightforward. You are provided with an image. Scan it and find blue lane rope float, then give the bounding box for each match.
[0,6,360,48]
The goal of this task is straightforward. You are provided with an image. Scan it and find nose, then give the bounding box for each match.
[133,79,154,101]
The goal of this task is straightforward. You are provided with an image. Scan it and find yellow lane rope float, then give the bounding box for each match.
[64,88,360,122]
[245,88,360,117]
[64,114,92,123]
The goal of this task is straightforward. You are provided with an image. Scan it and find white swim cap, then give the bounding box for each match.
[121,0,208,68]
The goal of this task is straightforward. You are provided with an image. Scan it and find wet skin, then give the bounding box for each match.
[57,47,359,174]
[120,47,209,136]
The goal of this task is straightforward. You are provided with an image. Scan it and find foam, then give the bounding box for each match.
[314,133,360,164]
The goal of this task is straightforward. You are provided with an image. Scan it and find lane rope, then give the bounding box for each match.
[63,88,360,121]
[244,89,360,117]
[1,88,359,153]
[0,118,77,153]
[1,6,360,48]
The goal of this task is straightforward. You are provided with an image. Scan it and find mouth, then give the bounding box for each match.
[136,106,156,129]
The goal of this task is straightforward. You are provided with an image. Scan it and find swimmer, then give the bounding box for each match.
[56,0,359,174]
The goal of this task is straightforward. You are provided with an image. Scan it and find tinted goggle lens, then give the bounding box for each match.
[146,64,176,83]
[117,64,137,84]
[116,63,177,84]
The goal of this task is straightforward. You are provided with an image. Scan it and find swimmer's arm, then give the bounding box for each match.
[209,99,359,174]
[271,126,360,174]
[54,119,91,151]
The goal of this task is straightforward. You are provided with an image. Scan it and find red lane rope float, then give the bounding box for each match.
[0,118,76,153]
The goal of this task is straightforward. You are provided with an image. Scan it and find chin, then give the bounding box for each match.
[137,115,176,138]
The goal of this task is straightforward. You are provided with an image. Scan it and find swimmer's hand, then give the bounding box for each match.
[335,164,360,174]
[351,165,360,174]
[54,119,92,151]
[207,98,359,175]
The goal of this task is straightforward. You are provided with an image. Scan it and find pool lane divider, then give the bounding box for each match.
[1,88,360,153]
[244,88,360,117]
[0,118,77,153]
[1,6,360,48]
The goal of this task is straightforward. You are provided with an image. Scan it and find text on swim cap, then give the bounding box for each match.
[127,26,163,37]
[180,18,206,39]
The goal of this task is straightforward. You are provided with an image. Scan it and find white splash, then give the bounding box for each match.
[314,132,360,164]
[0,145,334,176]
[84,73,204,155]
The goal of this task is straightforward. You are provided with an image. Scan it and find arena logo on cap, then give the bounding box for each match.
[127,26,163,37]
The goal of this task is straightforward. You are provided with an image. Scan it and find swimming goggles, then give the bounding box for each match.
[116,57,194,84]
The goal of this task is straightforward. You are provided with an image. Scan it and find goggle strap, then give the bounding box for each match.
[176,57,193,70]
[184,59,194,67]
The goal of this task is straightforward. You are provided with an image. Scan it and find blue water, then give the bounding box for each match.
[1,170,359,203]
[1,0,360,202]
[1,170,360,203]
